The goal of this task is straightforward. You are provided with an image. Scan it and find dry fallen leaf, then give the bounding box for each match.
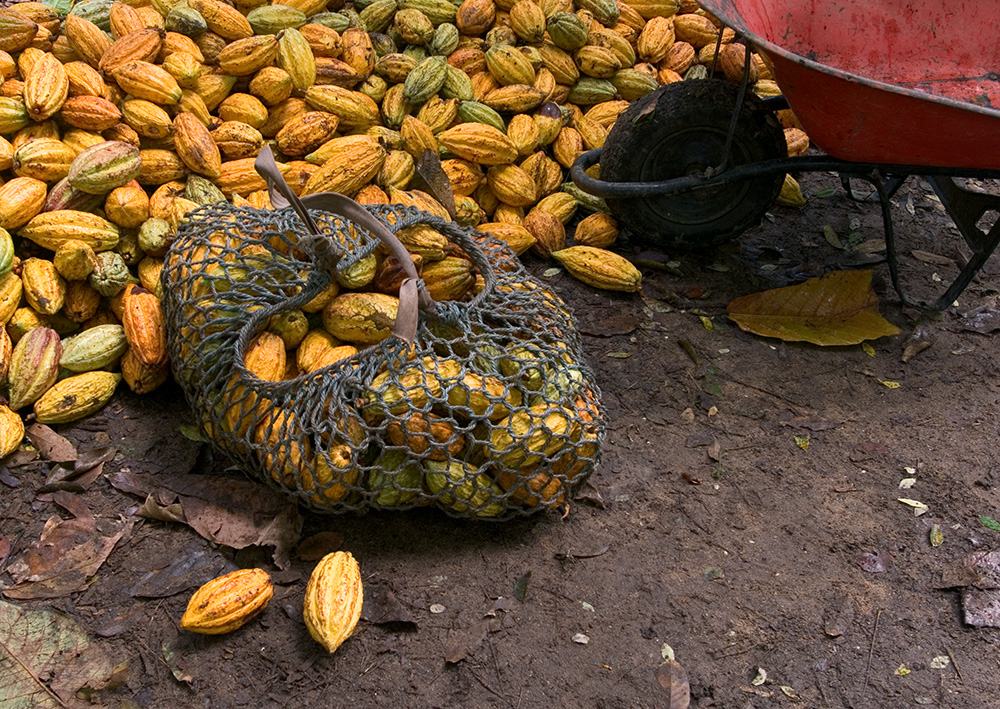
[727,270,900,346]
[4,493,132,600]
[0,599,116,706]
[655,659,691,709]
[898,498,930,516]
[109,471,302,569]
[25,424,77,463]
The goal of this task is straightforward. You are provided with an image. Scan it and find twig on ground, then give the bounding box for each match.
[945,646,964,682]
[861,608,883,698]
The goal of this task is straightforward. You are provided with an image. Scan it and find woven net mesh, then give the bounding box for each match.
[161,202,604,519]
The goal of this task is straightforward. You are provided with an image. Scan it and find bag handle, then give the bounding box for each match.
[254,146,437,348]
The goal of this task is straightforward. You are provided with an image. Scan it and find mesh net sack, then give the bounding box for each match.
[161,166,604,520]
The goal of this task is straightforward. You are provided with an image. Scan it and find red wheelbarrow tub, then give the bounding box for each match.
[698,0,1000,170]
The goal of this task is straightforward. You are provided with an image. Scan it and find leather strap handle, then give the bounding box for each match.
[254,146,437,347]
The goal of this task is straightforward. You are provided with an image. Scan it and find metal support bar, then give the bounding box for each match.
[853,171,910,307]
[569,150,1000,200]
[711,43,754,175]
[761,95,789,111]
[841,174,909,202]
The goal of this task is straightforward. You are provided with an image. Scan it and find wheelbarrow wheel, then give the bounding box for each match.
[600,79,787,250]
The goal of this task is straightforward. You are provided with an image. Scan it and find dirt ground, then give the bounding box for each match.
[3,169,1000,709]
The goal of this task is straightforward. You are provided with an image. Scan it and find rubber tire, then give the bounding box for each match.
[600,79,787,250]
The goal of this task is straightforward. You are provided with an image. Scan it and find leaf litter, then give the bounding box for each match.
[3,491,133,600]
[109,471,303,569]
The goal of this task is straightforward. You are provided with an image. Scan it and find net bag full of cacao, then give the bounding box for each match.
[161,148,604,519]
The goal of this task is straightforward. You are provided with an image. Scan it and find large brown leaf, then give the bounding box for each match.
[0,599,115,707]
[727,270,900,346]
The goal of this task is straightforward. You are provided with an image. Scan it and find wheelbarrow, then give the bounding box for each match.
[570,0,1000,310]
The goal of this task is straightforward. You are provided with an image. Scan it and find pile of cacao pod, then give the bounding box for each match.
[0,0,809,469]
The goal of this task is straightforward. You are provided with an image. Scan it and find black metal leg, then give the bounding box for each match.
[863,172,913,307]
[924,176,1000,310]
[836,171,910,306]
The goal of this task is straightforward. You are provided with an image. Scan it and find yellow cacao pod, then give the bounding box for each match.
[113,60,182,105]
[21,257,66,315]
[173,111,222,178]
[180,568,274,635]
[551,245,641,291]
[572,211,618,248]
[0,402,24,458]
[23,52,68,121]
[303,551,363,654]
[33,370,121,424]
[0,176,46,230]
[20,210,119,252]
[438,122,518,165]
[322,292,398,346]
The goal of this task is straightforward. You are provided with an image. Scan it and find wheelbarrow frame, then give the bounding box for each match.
[570,3,1000,310]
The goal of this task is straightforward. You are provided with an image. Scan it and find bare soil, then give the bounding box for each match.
[3,170,1000,709]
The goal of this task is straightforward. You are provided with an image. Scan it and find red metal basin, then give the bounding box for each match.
[698,0,1000,169]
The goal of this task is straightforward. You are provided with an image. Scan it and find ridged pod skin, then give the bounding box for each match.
[67,140,142,194]
[59,324,128,372]
[0,176,46,230]
[23,52,68,121]
[243,331,285,381]
[53,239,97,281]
[104,181,150,228]
[0,403,23,458]
[302,136,386,197]
[99,28,164,75]
[180,568,274,635]
[20,210,119,252]
[303,552,363,654]
[122,286,168,364]
[0,326,10,382]
[0,272,24,325]
[212,121,264,161]
[33,371,122,424]
[188,0,254,41]
[321,292,398,345]
[7,326,61,411]
[278,28,316,91]
[551,245,641,292]
[21,257,67,315]
[12,138,75,182]
[216,34,279,76]
[0,10,39,54]
[438,122,518,165]
[173,111,222,178]
[572,211,618,248]
[120,347,170,394]
[113,60,182,104]
[63,15,112,70]
[60,95,122,131]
